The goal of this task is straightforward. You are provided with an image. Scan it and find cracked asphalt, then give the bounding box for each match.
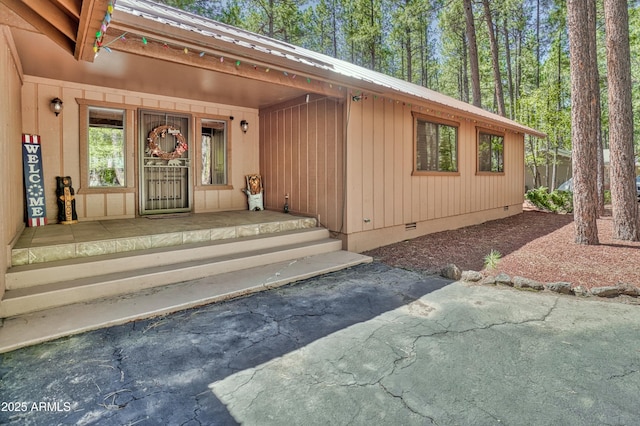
[2,262,640,425]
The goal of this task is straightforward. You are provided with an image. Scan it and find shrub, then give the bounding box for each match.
[525,187,573,213]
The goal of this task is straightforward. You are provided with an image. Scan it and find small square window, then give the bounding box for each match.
[477,131,504,173]
[415,117,458,172]
[88,107,125,187]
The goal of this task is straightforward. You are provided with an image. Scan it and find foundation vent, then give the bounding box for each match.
[405,222,417,231]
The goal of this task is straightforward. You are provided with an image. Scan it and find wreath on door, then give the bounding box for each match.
[146,125,188,160]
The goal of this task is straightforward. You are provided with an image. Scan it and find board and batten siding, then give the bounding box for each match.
[344,96,525,252]
[1,26,26,296]
[260,95,344,233]
[21,76,258,221]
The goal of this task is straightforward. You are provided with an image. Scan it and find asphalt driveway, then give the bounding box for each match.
[1,262,640,425]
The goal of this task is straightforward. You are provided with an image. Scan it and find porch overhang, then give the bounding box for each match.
[1,0,546,137]
[0,0,112,62]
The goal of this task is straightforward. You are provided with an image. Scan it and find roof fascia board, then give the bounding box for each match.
[76,0,112,62]
[110,13,339,78]
[101,32,346,100]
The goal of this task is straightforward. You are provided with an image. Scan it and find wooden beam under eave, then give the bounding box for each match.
[1,0,75,55]
[18,0,78,40]
[55,0,82,19]
[103,34,347,100]
[75,0,111,62]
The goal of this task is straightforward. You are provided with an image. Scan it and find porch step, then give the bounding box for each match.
[0,251,373,353]
[6,227,330,290]
[1,228,341,318]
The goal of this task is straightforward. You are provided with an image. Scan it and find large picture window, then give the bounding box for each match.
[415,116,458,173]
[88,107,125,187]
[477,130,504,173]
[201,119,228,185]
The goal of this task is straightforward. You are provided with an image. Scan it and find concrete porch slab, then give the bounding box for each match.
[0,251,372,353]
[11,210,317,266]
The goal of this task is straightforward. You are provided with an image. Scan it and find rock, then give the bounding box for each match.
[545,282,573,295]
[480,276,497,286]
[461,270,484,282]
[441,264,461,280]
[590,286,621,298]
[494,273,512,286]
[572,286,590,297]
[616,283,640,297]
[513,276,544,291]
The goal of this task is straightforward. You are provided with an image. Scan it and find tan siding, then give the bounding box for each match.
[361,96,374,230]
[392,103,404,225]
[291,107,300,215]
[344,98,527,252]
[316,101,327,223]
[383,101,395,227]
[307,101,318,216]
[325,100,338,229]
[1,27,25,294]
[346,100,362,233]
[299,104,309,213]
[372,98,385,229]
[260,96,344,232]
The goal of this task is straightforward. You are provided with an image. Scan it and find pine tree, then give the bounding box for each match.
[604,0,639,241]
[567,0,600,245]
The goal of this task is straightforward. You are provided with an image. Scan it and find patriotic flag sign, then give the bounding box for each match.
[22,134,47,227]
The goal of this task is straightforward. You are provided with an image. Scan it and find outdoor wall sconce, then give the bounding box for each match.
[50,98,63,116]
[240,120,249,134]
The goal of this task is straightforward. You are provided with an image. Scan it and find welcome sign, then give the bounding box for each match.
[22,134,47,227]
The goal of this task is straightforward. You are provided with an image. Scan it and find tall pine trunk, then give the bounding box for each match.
[483,0,505,116]
[604,0,639,241]
[567,0,599,245]
[463,0,481,108]
[588,2,605,216]
[503,18,515,119]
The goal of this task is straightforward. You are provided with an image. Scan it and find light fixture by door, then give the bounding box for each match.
[240,120,249,133]
[50,98,63,116]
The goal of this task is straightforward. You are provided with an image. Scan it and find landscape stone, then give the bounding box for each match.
[461,270,484,282]
[513,276,544,291]
[495,273,512,286]
[590,286,621,298]
[441,264,462,280]
[572,286,590,297]
[480,276,497,286]
[545,282,573,295]
[616,283,640,297]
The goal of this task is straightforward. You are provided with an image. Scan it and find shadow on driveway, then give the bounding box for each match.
[0,263,451,425]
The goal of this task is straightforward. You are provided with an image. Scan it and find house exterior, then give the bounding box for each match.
[525,148,573,191]
[0,0,545,298]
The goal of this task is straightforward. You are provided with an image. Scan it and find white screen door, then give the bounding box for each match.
[139,111,192,214]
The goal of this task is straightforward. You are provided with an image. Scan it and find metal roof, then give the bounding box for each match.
[114,0,546,138]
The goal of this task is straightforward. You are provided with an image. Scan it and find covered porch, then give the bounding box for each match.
[2,210,371,352]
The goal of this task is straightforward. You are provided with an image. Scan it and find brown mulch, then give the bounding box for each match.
[365,204,640,290]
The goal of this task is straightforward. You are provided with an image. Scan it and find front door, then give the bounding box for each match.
[139,110,192,214]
